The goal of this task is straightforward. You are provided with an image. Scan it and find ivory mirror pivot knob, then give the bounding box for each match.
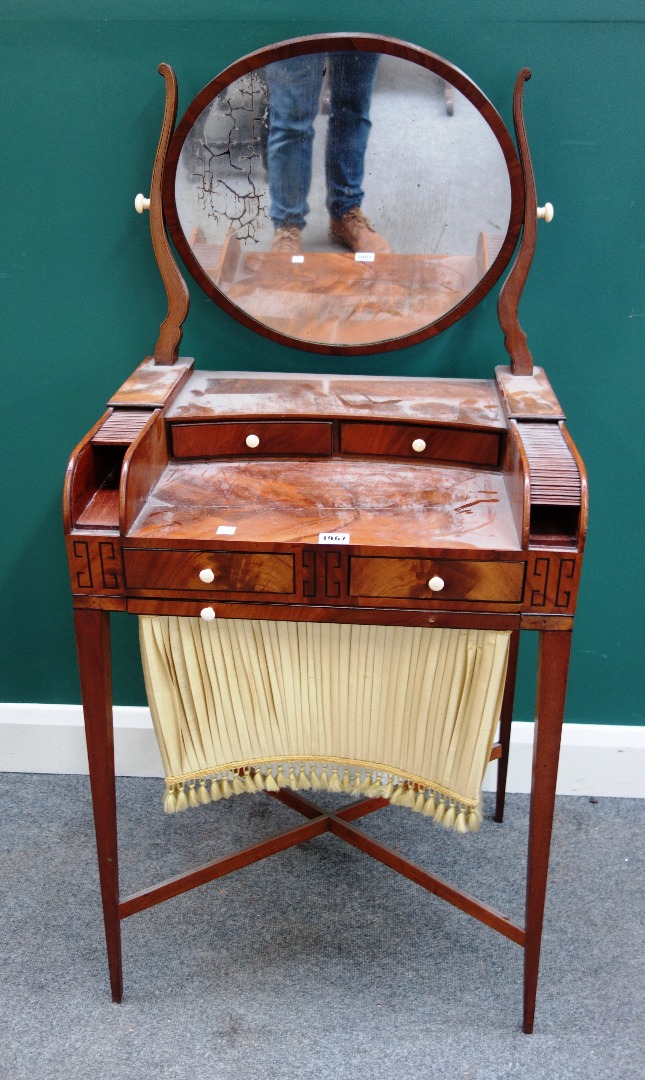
[200,607,216,622]
[245,434,260,448]
[428,576,445,592]
[537,202,554,222]
[134,193,151,213]
[412,438,426,453]
[199,568,215,583]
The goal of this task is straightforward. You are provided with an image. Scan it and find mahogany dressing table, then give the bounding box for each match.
[64,34,587,1033]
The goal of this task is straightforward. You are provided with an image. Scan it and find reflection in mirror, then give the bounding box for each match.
[174,52,512,347]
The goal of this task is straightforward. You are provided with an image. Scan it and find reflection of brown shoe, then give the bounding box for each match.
[330,207,391,254]
[272,225,303,254]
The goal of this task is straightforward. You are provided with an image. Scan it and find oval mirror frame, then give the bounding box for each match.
[162,33,524,355]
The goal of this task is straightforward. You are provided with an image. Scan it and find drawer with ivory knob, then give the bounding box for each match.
[123,548,295,594]
[339,422,501,466]
[171,421,332,458]
[348,557,524,603]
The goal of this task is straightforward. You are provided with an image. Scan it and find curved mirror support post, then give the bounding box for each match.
[497,69,537,376]
[161,36,525,355]
[151,64,190,366]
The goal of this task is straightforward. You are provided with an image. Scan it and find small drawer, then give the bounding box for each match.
[124,549,295,594]
[349,557,524,603]
[172,421,332,459]
[340,422,500,466]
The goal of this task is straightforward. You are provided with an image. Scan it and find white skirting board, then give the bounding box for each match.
[0,703,643,798]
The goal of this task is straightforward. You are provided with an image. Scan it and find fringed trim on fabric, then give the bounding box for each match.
[162,762,484,833]
[141,618,510,840]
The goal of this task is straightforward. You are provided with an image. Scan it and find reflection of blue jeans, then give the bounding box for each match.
[265,52,379,229]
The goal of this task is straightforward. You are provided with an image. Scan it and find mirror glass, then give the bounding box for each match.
[168,45,519,352]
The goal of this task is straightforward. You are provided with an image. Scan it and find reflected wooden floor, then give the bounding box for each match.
[192,230,498,345]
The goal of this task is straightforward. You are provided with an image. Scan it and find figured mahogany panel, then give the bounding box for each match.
[165,372,506,430]
[349,557,525,603]
[340,422,500,466]
[108,356,194,409]
[123,548,294,594]
[495,366,564,420]
[127,459,521,552]
[172,421,332,459]
[75,487,121,530]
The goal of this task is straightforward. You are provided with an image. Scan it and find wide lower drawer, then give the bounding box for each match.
[172,421,332,458]
[123,549,295,594]
[349,557,524,602]
[340,422,501,466]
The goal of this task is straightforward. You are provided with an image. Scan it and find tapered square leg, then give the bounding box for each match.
[523,629,572,1033]
[74,608,123,1002]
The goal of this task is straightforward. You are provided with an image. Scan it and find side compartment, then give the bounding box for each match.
[120,411,169,534]
[502,420,531,548]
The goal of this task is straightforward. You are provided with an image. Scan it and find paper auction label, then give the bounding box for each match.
[318,532,350,545]
[216,525,237,535]
[355,252,375,262]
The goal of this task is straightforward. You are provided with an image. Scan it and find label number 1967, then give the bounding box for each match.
[318,532,350,545]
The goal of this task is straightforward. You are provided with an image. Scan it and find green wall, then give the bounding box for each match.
[2,2,643,725]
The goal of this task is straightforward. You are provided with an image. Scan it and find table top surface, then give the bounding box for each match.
[165,371,507,429]
[129,457,520,551]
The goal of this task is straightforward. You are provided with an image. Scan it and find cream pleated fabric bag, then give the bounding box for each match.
[139,616,510,833]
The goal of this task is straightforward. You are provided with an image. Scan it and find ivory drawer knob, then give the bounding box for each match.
[411,438,426,453]
[200,607,216,622]
[428,576,445,592]
[245,433,260,448]
[199,568,215,583]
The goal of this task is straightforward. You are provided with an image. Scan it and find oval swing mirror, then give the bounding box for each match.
[163,34,524,354]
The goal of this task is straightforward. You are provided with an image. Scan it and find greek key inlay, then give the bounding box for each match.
[529,557,550,607]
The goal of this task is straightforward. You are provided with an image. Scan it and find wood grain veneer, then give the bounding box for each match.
[349,557,525,603]
[340,421,501,466]
[109,356,194,408]
[172,420,332,458]
[123,548,295,594]
[127,458,521,551]
[150,65,189,365]
[166,372,506,429]
[495,366,564,420]
[119,412,168,535]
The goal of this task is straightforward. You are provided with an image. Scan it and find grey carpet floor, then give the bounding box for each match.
[0,773,643,1080]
